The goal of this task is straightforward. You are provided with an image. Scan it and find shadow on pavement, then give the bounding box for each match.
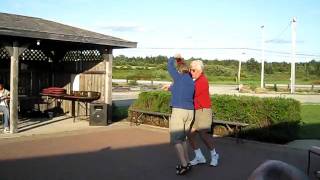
[0,127,318,180]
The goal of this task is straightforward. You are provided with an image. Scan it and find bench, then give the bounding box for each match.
[129,108,249,142]
[129,108,170,126]
[307,146,320,176]
[212,119,249,143]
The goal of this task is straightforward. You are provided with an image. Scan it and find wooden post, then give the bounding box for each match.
[103,48,113,123]
[3,41,29,133]
[274,84,277,92]
[9,42,19,133]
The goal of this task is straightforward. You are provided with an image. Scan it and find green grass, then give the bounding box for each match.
[299,104,320,139]
[113,68,319,85]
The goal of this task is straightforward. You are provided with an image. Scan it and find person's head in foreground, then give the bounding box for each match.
[248,160,308,180]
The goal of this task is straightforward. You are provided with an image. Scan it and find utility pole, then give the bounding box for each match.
[238,55,242,84]
[238,52,245,92]
[261,25,265,88]
[291,17,297,94]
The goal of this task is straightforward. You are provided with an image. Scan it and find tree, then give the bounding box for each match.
[265,63,274,74]
[246,58,260,73]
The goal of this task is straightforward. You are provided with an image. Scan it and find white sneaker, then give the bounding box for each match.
[210,153,219,167]
[190,156,206,166]
[3,127,10,134]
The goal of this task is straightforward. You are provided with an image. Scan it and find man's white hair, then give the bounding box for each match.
[191,60,204,71]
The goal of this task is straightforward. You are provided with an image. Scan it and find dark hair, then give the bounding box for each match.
[0,81,4,85]
[177,63,189,74]
[248,160,308,180]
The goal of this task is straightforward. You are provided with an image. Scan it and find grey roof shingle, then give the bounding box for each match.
[0,12,137,48]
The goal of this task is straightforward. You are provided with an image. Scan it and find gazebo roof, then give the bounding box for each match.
[0,12,137,48]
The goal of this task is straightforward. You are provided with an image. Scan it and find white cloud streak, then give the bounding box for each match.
[265,39,304,44]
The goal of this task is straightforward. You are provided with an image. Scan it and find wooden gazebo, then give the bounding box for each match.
[0,12,137,133]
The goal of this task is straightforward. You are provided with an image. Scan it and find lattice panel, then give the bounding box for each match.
[62,50,102,62]
[0,48,9,60]
[20,49,49,61]
[63,50,81,62]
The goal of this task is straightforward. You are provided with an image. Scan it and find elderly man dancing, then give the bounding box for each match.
[188,60,219,167]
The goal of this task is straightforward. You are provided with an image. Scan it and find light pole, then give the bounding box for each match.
[238,56,242,84]
[238,52,245,92]
[290,17,297,94]
[261,25,265,88]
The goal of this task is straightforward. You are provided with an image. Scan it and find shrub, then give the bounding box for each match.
[262,97,301,124]
[130,91,171,113]
[211,95,301,143]
[129,92,301,143]
[211,95,265,125]
[206,65,235,76]
[313,80,320,85]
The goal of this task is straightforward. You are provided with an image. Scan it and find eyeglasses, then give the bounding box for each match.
[189,69,196,72]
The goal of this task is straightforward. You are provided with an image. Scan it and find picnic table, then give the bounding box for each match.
[40,91,100,122]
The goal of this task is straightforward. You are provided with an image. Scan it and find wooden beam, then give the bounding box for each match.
[5,41,30,133]
[9,41,19,133]
[102,48,113,123]
[18,43,30,56]
[2,42,13,56]
[82,70,105,74]
[2,41,29,57]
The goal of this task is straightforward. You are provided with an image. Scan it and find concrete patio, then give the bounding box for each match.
[0,118,319,180]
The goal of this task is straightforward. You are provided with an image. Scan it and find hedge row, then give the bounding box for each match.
[131,91,172,113]
[130,91,301,143]
[211,95,301,126]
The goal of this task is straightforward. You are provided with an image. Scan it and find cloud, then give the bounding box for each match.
[97,24,145,32]
[265,39,304,44]
[184,36,209,43]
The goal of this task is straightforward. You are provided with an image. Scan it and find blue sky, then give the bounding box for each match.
[1,0,320,62]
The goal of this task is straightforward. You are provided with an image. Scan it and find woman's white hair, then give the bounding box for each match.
[191,60,204,71]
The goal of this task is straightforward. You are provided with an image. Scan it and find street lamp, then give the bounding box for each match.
[238,52,245,92]
[261,25,265,88]
[290,17,297,94]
